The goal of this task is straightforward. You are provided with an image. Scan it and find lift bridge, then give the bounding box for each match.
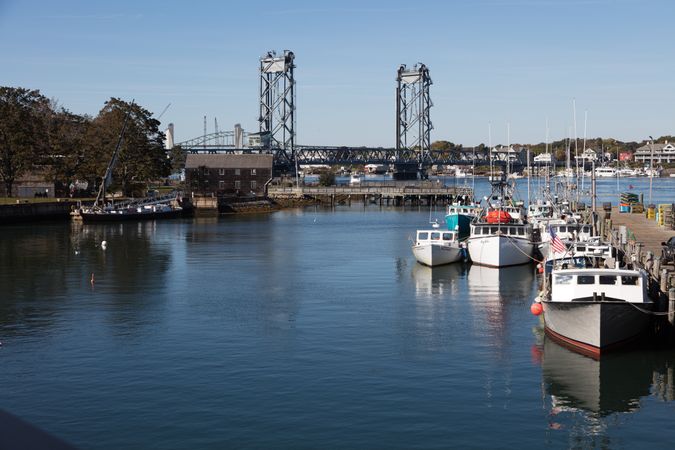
[173,50,503,177]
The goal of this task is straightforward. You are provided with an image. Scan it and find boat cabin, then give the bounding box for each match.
[416,230,458,245]
[527,203,553,219]
[550,269,647,303]
[470,223,532,238]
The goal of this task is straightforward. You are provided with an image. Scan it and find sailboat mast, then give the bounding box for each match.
[94,101,134,208]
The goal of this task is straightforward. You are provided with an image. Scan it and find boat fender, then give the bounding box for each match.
[530,302,543,316]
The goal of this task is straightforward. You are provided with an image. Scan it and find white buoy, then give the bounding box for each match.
[101,240,107,250]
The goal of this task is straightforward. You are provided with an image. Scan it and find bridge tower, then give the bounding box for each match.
[396,63,432,179]
[259,50,296,172]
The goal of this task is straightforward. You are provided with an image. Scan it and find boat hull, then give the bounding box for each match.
[80,209,183,222]
[412,243,463,267]
[467,235,534,267]
[542,300,652,357]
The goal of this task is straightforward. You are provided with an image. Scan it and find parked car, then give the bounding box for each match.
[661,237,675,263]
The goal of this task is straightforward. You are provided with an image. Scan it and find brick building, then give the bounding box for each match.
[185,154,273,197]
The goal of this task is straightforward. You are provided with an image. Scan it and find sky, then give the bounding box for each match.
[1,0,674,147]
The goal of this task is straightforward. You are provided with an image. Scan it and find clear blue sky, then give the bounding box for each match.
[1,0,673,147]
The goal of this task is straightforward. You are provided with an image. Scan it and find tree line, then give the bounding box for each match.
[0,86,173,197]
[431,136,674,163]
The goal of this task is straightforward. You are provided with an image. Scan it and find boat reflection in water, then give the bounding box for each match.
[466,264,536,337]
[411,263,467,299]
[537,335,675,436]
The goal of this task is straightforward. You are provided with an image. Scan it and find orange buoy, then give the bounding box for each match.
[530,302,543,316]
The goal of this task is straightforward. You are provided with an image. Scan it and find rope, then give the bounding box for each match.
[503,233,544,264]
[622,299,672,316]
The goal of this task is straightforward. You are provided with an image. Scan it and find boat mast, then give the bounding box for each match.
[94,101,134,209]
[581,110,587,195]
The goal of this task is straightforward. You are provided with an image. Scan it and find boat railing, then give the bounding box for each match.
[105,192,181,210]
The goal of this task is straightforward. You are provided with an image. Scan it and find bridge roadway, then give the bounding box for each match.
[183,145,515,167]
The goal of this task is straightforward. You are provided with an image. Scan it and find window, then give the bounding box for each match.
[251,169,257,175]
[219,168,225,176]
[442,233,452,241]
[599,275,616,285]
[430,232,440,240]
[203,168,209,175]
[418,232,429,240]
[555,274,573,285]
[250,180,257,190]
[621,276,639,286]
[218,181,224,189]
[577,275,595,285]
[490,226,498,234]
[234,180,241,190]
[517,228,524,236]
[235,169,240,176]
[482,228,488,235]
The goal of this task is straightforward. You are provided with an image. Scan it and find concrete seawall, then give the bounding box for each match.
[0,201,77,224]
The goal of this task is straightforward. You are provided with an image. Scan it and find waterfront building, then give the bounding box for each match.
[490,145,527,164]
[634,141,675,164]
[185,153,273,197]
[574,148,598,162]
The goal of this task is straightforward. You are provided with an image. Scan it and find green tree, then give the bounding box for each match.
[0,87,51,196]
[87,98,170,197]
[45,107,91,195]
[318,171,336,186]
[168,145,186,173]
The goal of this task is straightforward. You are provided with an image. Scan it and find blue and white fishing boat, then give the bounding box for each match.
[445,204,481,239]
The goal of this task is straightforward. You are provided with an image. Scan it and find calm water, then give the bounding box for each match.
[1,182,675,449]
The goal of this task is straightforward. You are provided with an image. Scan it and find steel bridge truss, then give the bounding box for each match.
[396,64,433,164]
[180,145,494,166]
[259,50,296,168]
[174,130,249,152]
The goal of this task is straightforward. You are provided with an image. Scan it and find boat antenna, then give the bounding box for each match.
[94,100,134,209]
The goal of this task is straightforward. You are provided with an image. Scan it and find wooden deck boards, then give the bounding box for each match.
[610,207,675,256]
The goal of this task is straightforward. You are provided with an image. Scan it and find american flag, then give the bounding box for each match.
[549,226,567,254]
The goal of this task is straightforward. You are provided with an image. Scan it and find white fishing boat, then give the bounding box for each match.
[466,179,534,268]
[349,173,362,184]
[537,222,594,260]
[412,229,464,267]
[594,166,617,178]
[536,247,653,357]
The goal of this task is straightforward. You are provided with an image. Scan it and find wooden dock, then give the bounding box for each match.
[608,207,674,257]
[603,206,675,335]
[267,182,473,206]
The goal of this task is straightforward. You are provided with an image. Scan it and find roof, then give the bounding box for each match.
[185,153,274,169]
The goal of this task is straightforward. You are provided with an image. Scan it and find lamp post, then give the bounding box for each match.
[649,136,654,206]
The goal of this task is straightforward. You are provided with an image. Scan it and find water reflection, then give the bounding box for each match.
[538,336,675,434]
[0,221,174,338]
[466,264,535,339]
[411,263,467,298]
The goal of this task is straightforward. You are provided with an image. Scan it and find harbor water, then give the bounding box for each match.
[1,178,675,449]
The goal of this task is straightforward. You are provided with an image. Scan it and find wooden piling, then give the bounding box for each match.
[661,269,669,293]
